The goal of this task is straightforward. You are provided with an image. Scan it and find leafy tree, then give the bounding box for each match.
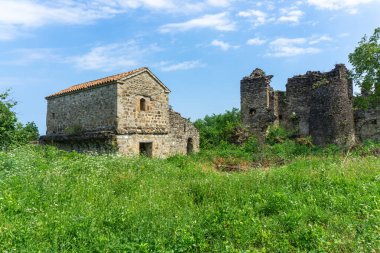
[0,90,39,148]
[349,27,380,108]
[194,108,241,149]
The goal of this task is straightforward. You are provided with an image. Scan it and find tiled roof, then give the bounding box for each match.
[46,67,148,99]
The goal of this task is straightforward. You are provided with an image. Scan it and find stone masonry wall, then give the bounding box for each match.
[241,64,370,146]
[40,133,117,154]
[241,68,276,140]
[355,106,380,142]
[168,110,200,155]
[46,84,117,135]
[117,72,170,135]
[309,65,356,146]
[116,134,170,158]
[285,73,316,136]
[276,91,287,127]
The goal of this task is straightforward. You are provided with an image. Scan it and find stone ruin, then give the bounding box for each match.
[40,67,200,158]
[241,64,380,146]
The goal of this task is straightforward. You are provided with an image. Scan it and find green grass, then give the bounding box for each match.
[0,144,380,252]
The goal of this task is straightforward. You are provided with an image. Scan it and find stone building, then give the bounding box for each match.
[241,64,379,146]
[40,67,199,157]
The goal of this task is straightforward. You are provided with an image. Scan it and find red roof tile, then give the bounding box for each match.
[46,67,148,99]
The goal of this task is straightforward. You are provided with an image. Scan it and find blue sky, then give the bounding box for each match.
[0,0,379,134]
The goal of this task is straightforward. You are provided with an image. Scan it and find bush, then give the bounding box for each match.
[0,90,39,149]
[265,126,291,145]
[194,108,241,149]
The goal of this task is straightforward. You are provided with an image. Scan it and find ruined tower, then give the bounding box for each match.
[240,64,362,146]
[309,64,356,146]
[285,72,316,136]
[240,68,276,140]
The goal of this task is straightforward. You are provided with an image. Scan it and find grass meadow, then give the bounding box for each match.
[0,142,380,252]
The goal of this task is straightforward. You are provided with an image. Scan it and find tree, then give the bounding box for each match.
[0,90,39,148]
[349,27,380,108]
[194,108,241,149]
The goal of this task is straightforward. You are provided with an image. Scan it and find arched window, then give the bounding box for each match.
[140,98,146,111]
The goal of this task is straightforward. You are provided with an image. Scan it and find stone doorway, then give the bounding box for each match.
[139,142,153,157]
[187,138,193,155]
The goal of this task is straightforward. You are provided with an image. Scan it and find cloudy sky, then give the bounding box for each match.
[1,0,379,134]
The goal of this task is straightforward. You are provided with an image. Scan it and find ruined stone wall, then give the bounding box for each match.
[276,91,287,127]
[241,69,276,140]
[285,73,316,136]
[240,64,369,146]
[40,133,117,154]
[355,106,380,142]
[117,72,170,135]
[168,110,200,155]
[46,84,117,135]
[116,134,170,158]
[309,65,356,146]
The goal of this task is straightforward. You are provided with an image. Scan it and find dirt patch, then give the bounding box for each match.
[212,157,251,172]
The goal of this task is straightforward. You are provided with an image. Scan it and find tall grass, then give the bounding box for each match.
[0,144,379,252]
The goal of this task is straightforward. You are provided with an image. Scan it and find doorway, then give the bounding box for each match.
[187,138,193,155]
[139,142,153,157]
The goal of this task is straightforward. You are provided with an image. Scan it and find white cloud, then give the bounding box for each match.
[277,7,304,23]
[238,9,269,26]
[210,40,239,51]
[206,0,230,7]
[309,35,332,45]
[0,24,21,41]
[0,0,125,40]
[159,13,236,33]
[246,38,266,46]
[158,60,204,71]
[267,37,321,57]
[69,41,160,71]
[307,0,380,13]
[0,0,234,40]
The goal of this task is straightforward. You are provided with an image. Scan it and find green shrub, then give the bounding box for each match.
[194,108,241,149]
[265,126,291,145]
[0,90,39,149]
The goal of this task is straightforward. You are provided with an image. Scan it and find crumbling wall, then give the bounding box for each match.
[309,65,356,146]
[274,91,286,126]
[355,106,380,142]
[240,68,276,140]
[168,110,200,155]
[241,64,368,146]
[285,72,316,136]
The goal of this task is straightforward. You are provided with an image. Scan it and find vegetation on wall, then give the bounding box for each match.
[0,90,39,149]
[349,27,380,109]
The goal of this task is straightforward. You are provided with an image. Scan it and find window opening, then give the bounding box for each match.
[249,108,256,115]
[140,98,146,111]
